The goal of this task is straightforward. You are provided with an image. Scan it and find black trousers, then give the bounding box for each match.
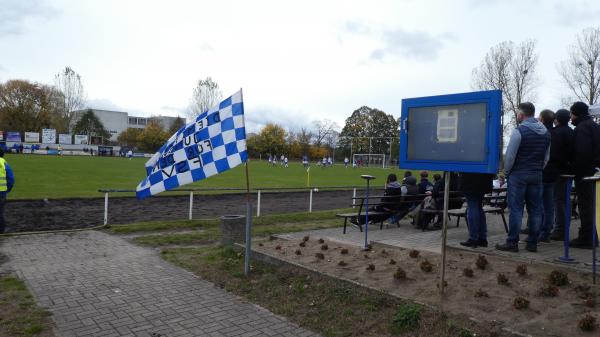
[553,177,568,234]
[0,194,6,233]
[575,178,594,241]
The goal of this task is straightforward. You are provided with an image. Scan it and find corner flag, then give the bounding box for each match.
[136,90,247,199]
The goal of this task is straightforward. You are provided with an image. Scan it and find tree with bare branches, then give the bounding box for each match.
[312,119,339,146]
[54,66,86,132]
[559,27,600,105]
[188,77,222,119]
[472,40,539,132]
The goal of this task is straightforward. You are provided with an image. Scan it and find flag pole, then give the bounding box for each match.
[240,89,253,276]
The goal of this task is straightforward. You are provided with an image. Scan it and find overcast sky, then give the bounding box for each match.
[1,0,599,132]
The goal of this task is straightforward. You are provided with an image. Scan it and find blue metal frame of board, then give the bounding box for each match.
[399,90,502,174]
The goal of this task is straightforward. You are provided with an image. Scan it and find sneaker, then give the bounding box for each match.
[525,244,537,252]
[495,243,518,252]
[477,240,489,247]
[549,231,565,241]
[460,239,479,248]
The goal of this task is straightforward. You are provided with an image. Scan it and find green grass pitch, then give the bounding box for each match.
[5,154,409,199]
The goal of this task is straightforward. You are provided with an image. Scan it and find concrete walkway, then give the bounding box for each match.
[0,231,318,337]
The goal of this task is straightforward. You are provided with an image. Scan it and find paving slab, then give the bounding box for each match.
[0,231,318,337]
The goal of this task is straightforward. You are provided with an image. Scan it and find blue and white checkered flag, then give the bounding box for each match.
[136,90,247,199]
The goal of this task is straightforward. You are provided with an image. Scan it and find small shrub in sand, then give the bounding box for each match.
[366,264,375,271]
[269,235,277,241]
[548,270,569,286]
[318,238,325,244]
[303,235,310,242]
[299,241,306,247]
[321,244,328,250]
[516,264,527,276]
[365,244,373,251]
[513,297,529,310]
[463,267,474,278]
[475,255,488,270]
[275,245,282,250]
[578,315,597,332]
[537,284,559,297]
[315,253,325,260]
[295,249,302,255]
[474,289,489,298]
[420,260,433,273]
[409,250,420,258]
[389,259,397,265]
[584,297,596,308]
[497,273,509,286]
[340,248,349,255]
[393,267,407,280]
[258,242,264,247]
[338,260,347,267]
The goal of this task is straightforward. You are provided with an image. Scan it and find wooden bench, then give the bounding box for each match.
[446,192,508,233]
[336,193,427,234]
[336,197,393,234]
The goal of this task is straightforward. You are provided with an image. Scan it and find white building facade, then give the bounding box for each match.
[72,109,183,141]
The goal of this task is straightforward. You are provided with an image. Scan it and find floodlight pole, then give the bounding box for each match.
[439,171,450,295]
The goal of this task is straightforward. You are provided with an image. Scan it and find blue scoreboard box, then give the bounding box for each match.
[399,90,502,174]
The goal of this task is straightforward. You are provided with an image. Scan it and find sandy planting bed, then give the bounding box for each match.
[254,236,600,337]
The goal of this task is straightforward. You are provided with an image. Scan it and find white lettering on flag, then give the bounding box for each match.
[136,90,247,199]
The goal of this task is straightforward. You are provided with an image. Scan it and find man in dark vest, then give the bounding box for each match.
[569,102,600,248]
[496,102,550,253]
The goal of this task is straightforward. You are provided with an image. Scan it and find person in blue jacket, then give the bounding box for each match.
[0,147,15,233]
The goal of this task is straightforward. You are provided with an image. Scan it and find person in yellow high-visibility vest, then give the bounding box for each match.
[0,147,16,234]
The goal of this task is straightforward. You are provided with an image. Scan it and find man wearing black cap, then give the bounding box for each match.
[569,102,600,248]
[549,109,575,241]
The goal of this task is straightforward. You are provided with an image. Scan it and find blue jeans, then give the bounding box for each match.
[465,193,486,242]
[538,182,555,240]
[507,171,543,246]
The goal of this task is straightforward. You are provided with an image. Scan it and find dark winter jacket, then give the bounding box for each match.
[380,181,403,210]
[432,173,462,209]
[459,173,494,196]
[505,118,551,175]
[572,115,600,178]
[417,178,433,194]
[544,124,574,180]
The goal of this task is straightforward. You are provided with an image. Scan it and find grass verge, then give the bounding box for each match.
[0,253,54,337]
[108,208,350,234]
[160,245,482,337]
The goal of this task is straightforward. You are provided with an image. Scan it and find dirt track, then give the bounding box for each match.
[4,189,384,233]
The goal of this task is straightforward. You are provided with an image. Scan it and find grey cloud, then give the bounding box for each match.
[245,105,312,133]
[343,20,451,62]
[0,0,58,36]
[553,1,600,26]
[371,28,450,61]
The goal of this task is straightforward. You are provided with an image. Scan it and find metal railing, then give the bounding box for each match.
[97,185,383,226]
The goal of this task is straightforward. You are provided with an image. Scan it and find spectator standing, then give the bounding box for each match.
[459,172,494,248]
[496,102,550,253]
[549,109,575,240]
[537,109,559,242]
[0,148,15,233]
[417,171,433,194]
[569,102,600,248]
